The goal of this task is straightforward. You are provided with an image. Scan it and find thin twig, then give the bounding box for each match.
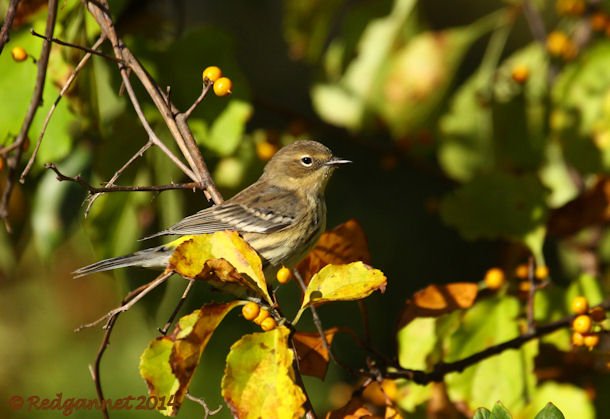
[185,393,223,419]
[0,0,58,232]
[0,0,20,54]
[521,0,547,44]
[385,300,610,385]
[21,35,107,181]
[29,29,120,62]
[526,256,537,333]
[45,162,198,194]
[289,337,317,419]
[183,82,212,119]
[159,279,194,335]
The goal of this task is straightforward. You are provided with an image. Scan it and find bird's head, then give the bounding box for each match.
[261,140,350,193]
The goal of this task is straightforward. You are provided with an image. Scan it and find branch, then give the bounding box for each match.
[45,162,199,194]
[0,0,19,54]
[385,300,610,385]
[29,29,120,62]
[0,0,58,232]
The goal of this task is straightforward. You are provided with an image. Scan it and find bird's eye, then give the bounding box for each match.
[300,156,313,166]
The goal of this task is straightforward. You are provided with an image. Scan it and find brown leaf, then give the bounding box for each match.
[326,396,378,419]
[548,176,610,237]
[293,328,338,379]
[397,283,478,329]
[298,219,371,283]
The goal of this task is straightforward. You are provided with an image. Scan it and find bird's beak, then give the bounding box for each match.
[325,157,352,166]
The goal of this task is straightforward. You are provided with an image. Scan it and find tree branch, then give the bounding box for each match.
[0,0,20,54]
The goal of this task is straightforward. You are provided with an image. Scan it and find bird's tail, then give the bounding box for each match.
[73,246,172,278]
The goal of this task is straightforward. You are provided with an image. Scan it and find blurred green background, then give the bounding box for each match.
[1,0,610,417]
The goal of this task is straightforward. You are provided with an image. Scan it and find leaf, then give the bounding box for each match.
[534,403,565,419]
[140,301,241,416]
[440,172,548,259]
[292,328,338,379]
[326,396,375,419]
[167,232,272,303]
[518,382,593,419]
[202,100,253,157]
[444,296,538,413]
[294,262,386,323]
[222,326,306,419]
[490,401,512,419]
[473,408,492,419]
[297,219,371,283]
[397,282,478,328]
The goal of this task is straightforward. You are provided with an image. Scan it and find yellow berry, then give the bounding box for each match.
[256,141,278,161]
[572,331,585,347]
[241,302,260,321]
[202,66,222,83]
[484,268,505,290]
[515,264,530,279]
[213,77,233,96]
[276,266,292,284]
[590,306,606,322]
[583,332,600,349]
[253,308,270,325]
[260,317,277,331]
[571,296,589,315]
[535,265,549,280]
[572,314,593,334]
[556,0,585,16]
[511,64,529,84]
[518,280,532,293]
[546,31,576,59]
[11,46,27,62]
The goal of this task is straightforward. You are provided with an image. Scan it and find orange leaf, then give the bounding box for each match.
[298,219,371,283]
[293,328,338,379]
[326,396,375,419]
[397,282,478,329]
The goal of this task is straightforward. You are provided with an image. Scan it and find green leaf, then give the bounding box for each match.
[490,401,512,419]
[445,296,537,413]
[473,407,492,419]
[397,318,438,370]
[222,326,306,419]
[294,262,386,323]
[518,382,593,419]
[201,100,253,156]
[534,403,565,419]
[140,302,240,416]
[440,172,548,258]
[168,232,272,303]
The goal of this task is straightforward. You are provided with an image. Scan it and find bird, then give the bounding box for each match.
[73,140,350,279]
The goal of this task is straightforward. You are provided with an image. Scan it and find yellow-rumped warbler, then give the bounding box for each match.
[74,140,350,278]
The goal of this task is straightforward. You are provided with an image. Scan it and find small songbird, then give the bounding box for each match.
[73,140,350,278]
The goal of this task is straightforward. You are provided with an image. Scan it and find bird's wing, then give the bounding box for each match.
[143,184,299,239]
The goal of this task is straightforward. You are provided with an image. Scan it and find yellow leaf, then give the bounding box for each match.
[222,326,306,419]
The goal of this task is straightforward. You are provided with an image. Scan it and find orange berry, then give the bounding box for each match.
[583,333,600,349]
[511,64,529,84]
[590,306,606,322]
[556,0,585,16]
[535,265,549,280]
[546,31,572,57]
[260,316,277,331]
[256,141,278,161]
[241,302,260,321]
[572,314,593,334]
[571,296,589,315]
[213,77,232,96]
[11,46,27,62]
[202,66,222,83]
[572,331,585,347]
[590,12,608,32]
[276,266,292,284]
[484,267,505,290]
[518,281,532,293]
[515,264,530,279]
[253,308,270,325]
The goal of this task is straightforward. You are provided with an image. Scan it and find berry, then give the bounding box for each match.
[213,77,232,96]
[511,65,529,84]
[546,31,577,60]
[590,12,608,32]
[572,332,585,347]
[276,266,292,284]
[260,317,277,331]
[572,314,593,334]
[556,0,585,16]
[11,46,27,62]
[515,264,529,279]
[256,141,278,161]
[571,296,589,315]
[253,308,270,325]
[535,265,549,280]
[518,281,532,293]
[583,333,600,349]
[484,267,505,290]
[202,66,222,83]
[241,302,260,321]
[590,306,606,322]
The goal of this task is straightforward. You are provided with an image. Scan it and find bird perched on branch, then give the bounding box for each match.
[74,140,350,278]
